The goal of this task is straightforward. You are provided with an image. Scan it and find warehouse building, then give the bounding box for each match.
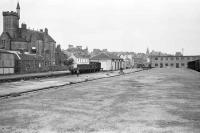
[150,55,200,68]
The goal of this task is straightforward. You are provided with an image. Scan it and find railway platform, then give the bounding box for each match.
[0,69,142,98]
[0,71,71,83]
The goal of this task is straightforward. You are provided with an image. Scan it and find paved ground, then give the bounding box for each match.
[0,68,199,133]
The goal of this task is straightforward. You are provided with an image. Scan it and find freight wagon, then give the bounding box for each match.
[188,60,200,72]
[70,62,101,74]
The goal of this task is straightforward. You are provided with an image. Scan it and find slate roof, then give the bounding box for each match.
[2,28,56,43]
[0,32,12,39]
[90,53,122,60]
[12,38,27,42]
[24,29,56,43]
[73,53,90,58]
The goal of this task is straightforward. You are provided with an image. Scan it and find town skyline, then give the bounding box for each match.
[0,0,200,55]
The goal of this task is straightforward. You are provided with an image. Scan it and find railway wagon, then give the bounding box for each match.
[0,50,15,75]
[188,60,200,72]
[70,62,101,74]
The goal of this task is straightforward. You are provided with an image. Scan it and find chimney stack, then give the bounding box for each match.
[45,28,48,34]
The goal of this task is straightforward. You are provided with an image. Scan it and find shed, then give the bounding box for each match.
[90,53,124,71]
[0,49,15,74]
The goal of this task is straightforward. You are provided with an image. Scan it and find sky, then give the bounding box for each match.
[0,0,200,55]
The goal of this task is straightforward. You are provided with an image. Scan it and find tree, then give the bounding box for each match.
[64,58,74,66]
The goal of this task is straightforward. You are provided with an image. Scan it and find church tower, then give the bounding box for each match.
[2,2,20,38]
[16,2,20,19]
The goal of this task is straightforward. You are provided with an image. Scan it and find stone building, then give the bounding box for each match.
[0,2,56,65]
[150,55,200,68]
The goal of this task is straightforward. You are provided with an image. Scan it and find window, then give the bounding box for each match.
[161,57,163,61]
[2,40,5,45]
[1,40,6,49]
[165,57,168,61]
[181,63,185,66]
[176,57,179,60]
[176,63,179,68]
[155,63,158,67]
[155,57,158,60]
[165,63,168,67]
[160,63,163,68]
[171,63,174,66]
[181,57,184,60]
[170,57,174,60]
[187,57,190,60]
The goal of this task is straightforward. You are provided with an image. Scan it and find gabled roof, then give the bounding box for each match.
[0,32,12,39]
[90,52,122,60]
[72,53,90,58]
[46,34,56,43]
[21,29,56,43]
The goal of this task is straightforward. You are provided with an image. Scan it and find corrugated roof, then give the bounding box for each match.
[0,49,44,60]
[0,49,21,59]
[18,53,44,60]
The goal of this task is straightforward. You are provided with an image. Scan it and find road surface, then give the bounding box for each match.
[0,68,200,133]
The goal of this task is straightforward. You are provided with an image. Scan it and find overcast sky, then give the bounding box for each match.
[0,0,200,55]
